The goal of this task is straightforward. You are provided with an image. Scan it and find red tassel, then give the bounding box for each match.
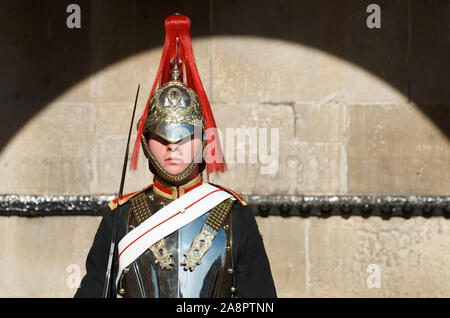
[129,16,172,170]
[177,17,227,175]
[130,14,226,175]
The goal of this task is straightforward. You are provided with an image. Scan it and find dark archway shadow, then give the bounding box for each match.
[1,0,449,153]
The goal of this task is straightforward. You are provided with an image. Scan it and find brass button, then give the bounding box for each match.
[225,246,231,252]
[230,286,236,293]
[227,268,233,274]
[123,267,130,274]
[119,288,125,295]
[223,224,230,230]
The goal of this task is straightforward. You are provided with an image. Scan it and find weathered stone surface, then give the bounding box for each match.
[347,103,450,195]
[209,102,288,194]
[209,102,344,195]
[294,101,346,143]
[208,102,293,194]
[97,102,135,136]
[0,103,96,195]
[1,0,450,299]
[6,213,450,298]
[308,216,450,297]
[283,141,345,195]
[94,98,158,195]
[95,134,153,195]
[212,36,407,104]
[0,214,305,298]
[255,216,306,298]
[90,51,158,105]
[90,39,211,104]
[0,216,101,297]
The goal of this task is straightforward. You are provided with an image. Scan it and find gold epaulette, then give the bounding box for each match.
[108,184,153,211]
[208,183,248,207]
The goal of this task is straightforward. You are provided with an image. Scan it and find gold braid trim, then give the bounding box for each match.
[129,192,174,271]
[205,198,235,232]
[129,193,152,225]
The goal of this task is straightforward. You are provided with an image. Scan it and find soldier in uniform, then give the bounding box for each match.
[75,13,276,298]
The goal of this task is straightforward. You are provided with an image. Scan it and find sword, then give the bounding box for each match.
[102,84,140,298]
[119,83,141,198]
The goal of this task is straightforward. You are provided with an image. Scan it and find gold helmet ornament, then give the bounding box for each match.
[130,14,226,184]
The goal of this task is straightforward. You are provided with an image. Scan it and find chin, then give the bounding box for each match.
[163,165,187,175]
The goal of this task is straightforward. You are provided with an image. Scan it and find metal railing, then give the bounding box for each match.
[1,194,449,219]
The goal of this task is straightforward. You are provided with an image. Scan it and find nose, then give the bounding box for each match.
[167,143,179,152]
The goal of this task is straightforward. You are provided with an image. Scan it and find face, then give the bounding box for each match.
[148,133,203,175]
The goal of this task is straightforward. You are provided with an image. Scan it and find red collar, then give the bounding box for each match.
[153,174,203,200]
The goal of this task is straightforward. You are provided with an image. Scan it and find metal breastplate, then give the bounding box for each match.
[119,190,234,298]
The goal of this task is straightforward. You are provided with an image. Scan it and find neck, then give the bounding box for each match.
[153,173,203,200]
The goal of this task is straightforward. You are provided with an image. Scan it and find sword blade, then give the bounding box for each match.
[102,223,117,298]
[102,84,140,298]
[119,83,140,198]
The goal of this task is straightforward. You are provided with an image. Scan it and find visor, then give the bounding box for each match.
[147,123,202,144]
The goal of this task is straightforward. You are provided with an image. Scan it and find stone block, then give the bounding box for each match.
[294,101,346,143]
[283,141,345,195]
[0,216,102,297]
[90,52,158,105]
[97,102,137,137]
[208,103,294,195]
[255,216,306,298]
[211,0,410,104]
[91,38,212,104]
[95,134,153,195]
[212,36,407,105]
[308,216,450,297]
[0,103,96,195]
[209,103,344,195]
[347,103,450,195]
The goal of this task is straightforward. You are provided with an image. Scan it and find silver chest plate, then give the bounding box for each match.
[121,212,230,298]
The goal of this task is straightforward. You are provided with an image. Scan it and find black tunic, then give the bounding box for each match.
[74,188,277,298]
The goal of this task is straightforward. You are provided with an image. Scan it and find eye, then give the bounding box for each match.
[178,134,194,145]
[149,133,170,145]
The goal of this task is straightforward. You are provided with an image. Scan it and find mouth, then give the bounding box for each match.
[165,157,183,164]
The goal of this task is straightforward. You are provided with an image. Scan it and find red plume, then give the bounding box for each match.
[130,14,226,176]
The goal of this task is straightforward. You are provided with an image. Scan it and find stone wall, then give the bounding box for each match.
[0,1,449,297]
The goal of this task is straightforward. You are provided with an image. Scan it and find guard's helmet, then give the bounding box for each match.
[130,14,226,183]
